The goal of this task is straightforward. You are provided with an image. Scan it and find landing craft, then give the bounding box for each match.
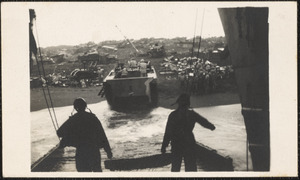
[98,26,160,109]
[99,59,158,109]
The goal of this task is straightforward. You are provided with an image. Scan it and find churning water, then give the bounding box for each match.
[31,101,252,171]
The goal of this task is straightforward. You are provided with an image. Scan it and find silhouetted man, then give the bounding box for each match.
[57,97,112,172]
[161,93,215,172]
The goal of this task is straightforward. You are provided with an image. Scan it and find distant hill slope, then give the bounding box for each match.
[40,36,226,62]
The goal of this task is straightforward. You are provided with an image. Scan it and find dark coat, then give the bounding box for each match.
[162,108,215,151]
[57,111,111,153]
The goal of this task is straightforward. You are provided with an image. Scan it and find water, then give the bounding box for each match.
[31,101,252,171]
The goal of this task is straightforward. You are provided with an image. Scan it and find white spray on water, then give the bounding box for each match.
[31,101,252,171]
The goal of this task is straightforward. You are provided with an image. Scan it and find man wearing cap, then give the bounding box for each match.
[128,58,137,70]
[161,94,215,172]
[57,98,113,172]
[139,59,147,77]
[121,67,128,78]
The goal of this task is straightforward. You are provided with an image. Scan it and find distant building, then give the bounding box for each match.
[100,46,118,51]
[78,52,100,64]
[100,40,120,46]
[51,54,65,63]
[43,57,55,64]
[35,54,55,64]
[176,41,193,48]
[173,37,187,42]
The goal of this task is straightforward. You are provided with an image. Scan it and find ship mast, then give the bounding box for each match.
[191,9,198,57]
[196,9,205,59]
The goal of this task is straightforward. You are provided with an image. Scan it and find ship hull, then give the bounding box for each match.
[218,7,270,171]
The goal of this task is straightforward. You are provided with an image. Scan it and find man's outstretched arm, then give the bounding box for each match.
[194,112,215,131]
[95,117,113,159]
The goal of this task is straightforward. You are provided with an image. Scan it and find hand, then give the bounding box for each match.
[161,147,166,154]
[107,151,113,159]
[211,125,216,131]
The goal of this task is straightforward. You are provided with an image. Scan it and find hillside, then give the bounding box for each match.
[39,36,226,62]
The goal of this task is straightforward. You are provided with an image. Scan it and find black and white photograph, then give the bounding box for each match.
[2,2,297,177]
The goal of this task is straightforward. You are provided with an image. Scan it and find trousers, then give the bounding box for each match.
[75,146,102,172]
[171,145,197,172]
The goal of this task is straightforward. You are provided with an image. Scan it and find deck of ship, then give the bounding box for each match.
[32,142,233,172]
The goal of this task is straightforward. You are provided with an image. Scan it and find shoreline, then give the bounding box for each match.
[31,86,240,112]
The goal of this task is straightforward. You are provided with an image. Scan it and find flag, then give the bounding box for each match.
[29,9,37,55]
[29,9,37,72]
[30,27,37,55]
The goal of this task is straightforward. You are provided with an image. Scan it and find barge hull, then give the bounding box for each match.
[104,77,158,108]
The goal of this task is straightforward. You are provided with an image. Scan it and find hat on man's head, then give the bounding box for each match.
[171,93,190,107]
[73,97,87,112]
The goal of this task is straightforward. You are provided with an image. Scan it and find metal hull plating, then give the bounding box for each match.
[218,7,270,171]
[103,66,158,109]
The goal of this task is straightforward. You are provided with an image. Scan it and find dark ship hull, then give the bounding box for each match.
[218,7,270,171]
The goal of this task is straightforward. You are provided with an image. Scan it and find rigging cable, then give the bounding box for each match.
[196,8,205,59]
[115,25,139,53]
[34,24,59,130]
[32,17,60,135]
[34,53,58,134]
[246,136,249,171]
[191,9,198,58]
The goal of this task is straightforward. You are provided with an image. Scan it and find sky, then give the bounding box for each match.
[28,2,226,47]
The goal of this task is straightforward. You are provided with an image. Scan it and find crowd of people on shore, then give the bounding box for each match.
[161,56,235,94]
[30,68,104,88]
[31,55,234,93]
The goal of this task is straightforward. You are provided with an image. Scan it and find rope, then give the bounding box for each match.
[34,53,58,135]
[32,17,60,136]
[246,138,249,171]
[34,24,60,129]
